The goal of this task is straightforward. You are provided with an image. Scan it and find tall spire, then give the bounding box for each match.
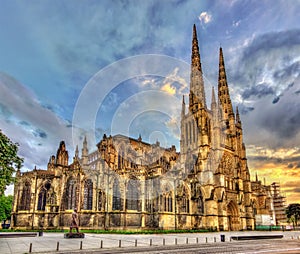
[181,95,186,116]
[236,106,241,126]
[189,24,206,110]
[218,47,233,119]
[191,24,202,73]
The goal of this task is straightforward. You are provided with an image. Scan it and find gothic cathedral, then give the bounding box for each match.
[11,25,276,231]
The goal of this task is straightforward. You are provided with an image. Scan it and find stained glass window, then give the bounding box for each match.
[83,179,93,210]
[112,179,122,210]
[126,180,140,211]
[66,178,78,210]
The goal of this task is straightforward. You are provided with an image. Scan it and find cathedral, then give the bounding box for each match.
[11,25,278,231]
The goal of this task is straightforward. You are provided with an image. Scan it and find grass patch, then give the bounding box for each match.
[1,228,214,234]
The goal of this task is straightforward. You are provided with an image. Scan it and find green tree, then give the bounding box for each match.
[286,203,300,228]
[0,195,13,224]
[0,130,23,195]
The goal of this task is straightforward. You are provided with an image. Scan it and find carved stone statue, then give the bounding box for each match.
[70,208,79,233]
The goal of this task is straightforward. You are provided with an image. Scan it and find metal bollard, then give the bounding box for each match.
[220,234,225,242]
[100,240,103,248]
[56,242,59,251]
[214,237,216,242]
[186,237,188,244]
[119,240,121,248]
[175,238,177,245]
[80,241,83,250]
[150,239,152,246]
[135,239,137,247]
[206,237,208,243]
[196,237,199,244]
[163,238,165,245]
[29,243,32,253]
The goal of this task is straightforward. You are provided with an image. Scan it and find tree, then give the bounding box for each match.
[0,195,13,224]
[0,130,23,195]
[286,203,300,228]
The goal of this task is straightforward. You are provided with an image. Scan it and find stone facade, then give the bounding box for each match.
[12,25,279,231]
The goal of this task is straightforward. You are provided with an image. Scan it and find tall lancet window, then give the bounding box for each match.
[126,180,140,211]
[112,179,122,210]
[19,181,31,210]
[180,188,190,213]
[83,179,93,210]
[65,178,78,210]
[37,182,51,211]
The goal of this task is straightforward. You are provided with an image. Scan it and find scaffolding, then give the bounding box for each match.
[271,182,287,225]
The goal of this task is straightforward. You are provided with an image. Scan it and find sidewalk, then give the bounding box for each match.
[0,230,299,254]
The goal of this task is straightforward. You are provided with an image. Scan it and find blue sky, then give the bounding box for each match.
[0,0,300,202]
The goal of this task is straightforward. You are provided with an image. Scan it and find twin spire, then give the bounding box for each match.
[218,47,234,118]
[189,24,236,122]
[189,24,206,109]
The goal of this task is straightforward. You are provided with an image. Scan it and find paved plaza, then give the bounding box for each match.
[1,230,300,254]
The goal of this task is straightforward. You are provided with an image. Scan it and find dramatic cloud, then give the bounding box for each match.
[0,72,73,169]
[242,83,275,100]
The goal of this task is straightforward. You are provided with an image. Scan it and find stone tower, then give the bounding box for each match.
[180,25,253,230]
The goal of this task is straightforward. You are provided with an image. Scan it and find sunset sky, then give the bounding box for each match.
[0,0,299,203]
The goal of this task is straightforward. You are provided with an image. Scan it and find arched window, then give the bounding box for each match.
[112,179,122,210]
[177,186,189,213]
[37,182,51,211]
[37,188,47,210]
[83,179,93,210]
[126,180,140,211]
[66,178,78,210]
[19,181,31,210]
[163,192,173,212]
[181,193,189,213]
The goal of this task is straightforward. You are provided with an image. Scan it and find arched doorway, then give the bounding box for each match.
[227,201,240,231]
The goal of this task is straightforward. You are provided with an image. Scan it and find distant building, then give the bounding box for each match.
[11,25,284,231]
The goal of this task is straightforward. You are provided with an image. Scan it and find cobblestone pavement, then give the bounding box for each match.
[0,230,300,254]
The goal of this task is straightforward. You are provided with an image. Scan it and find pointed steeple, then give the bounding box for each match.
[189,24,206,110]
[191,24,202,73]
[218,47,233,119]
[236,106,242,126]
[82,136,88,157]
[75,145,79,158]
[211,86,216,108]
[181,95,186,116]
